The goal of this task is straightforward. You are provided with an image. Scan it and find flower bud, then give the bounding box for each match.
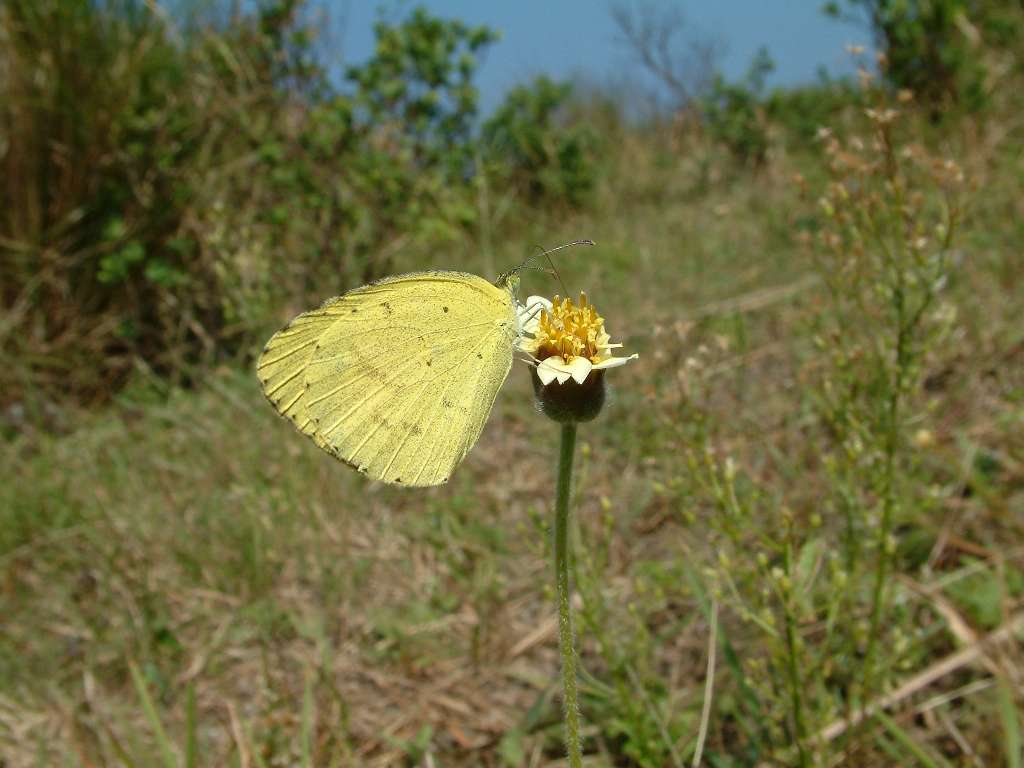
[531,367,605,423]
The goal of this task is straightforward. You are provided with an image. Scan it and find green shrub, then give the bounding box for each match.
[765,79,862,143]
[824,0,1024,116]
[2,0,207,403]
[699,48,774,167]
[482,76,602,208]
[205,6,501,329]
[0,1,503,412]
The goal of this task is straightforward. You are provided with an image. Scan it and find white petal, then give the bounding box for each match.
[567,356,593,384]
[537,356,575,385]
[593,353,638,370]
[537,358,561,385]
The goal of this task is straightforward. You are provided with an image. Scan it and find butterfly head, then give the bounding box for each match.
[495,269,521,296]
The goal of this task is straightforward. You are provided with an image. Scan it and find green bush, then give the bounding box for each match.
[2,0,209,404]
[207,6,501,329]
[699,48,774,167]
[0,1,505,411]
[765,79,862,143]
[482,76,602,208]
[824,0,1024,116]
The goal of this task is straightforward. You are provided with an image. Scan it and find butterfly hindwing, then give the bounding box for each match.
[299,272,516,486]
[257,296,347,451]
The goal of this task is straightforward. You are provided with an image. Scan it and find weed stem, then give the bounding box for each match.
[555,422,583,768]
[862,258,908,705]
[783,539,811,767]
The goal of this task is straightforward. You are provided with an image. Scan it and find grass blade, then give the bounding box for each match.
[301,669,315,768]
[875,710,953,768]
[999,678,1022,768]
[128,662,178,768]
[185,681,198,768]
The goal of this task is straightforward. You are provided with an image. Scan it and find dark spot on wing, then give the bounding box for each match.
[443,306,449,313]
[476,352,482,359]
[395,477,402,483]
[358,363,388,383]
[351,308,357,313]
[426,360,432,367]
[443,399,453,408]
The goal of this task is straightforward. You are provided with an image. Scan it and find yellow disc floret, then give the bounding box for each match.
[534,292,611,364]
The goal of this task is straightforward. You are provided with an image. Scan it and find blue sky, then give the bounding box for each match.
[319,1,868,113]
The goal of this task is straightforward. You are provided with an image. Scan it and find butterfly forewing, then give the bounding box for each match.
[257,296,347,450]
[300,272,516,486]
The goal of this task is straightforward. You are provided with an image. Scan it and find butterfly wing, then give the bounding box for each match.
[257,296,348,451]
[299,272,516,486]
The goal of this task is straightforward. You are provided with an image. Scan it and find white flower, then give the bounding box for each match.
[515,292,637,386]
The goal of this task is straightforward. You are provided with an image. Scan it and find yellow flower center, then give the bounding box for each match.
[535,292,607,364]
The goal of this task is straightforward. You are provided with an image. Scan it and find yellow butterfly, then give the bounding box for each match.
[257,269,524,487]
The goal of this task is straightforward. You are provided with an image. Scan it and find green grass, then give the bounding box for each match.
[3,111,1024,767]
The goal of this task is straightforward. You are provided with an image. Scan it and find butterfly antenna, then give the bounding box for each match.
[526,239,595,297]
[532,245,570,297]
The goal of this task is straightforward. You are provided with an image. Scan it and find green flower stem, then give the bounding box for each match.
[555,421,583,768]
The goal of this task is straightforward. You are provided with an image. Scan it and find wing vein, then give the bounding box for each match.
[263,361,305,397]
[406,326,505,484]
[315,350,435,438]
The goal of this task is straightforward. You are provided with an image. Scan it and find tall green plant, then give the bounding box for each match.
[347,7,496,165]
[676,87,966,764]
[334,7,499,279]
[809,95,964,712]
[823,0,1024,116]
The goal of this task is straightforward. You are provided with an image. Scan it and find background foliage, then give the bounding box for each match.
[0,0,599,420]
[824,0,1024,117]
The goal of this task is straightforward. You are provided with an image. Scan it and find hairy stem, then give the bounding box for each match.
[555,422,583,768]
